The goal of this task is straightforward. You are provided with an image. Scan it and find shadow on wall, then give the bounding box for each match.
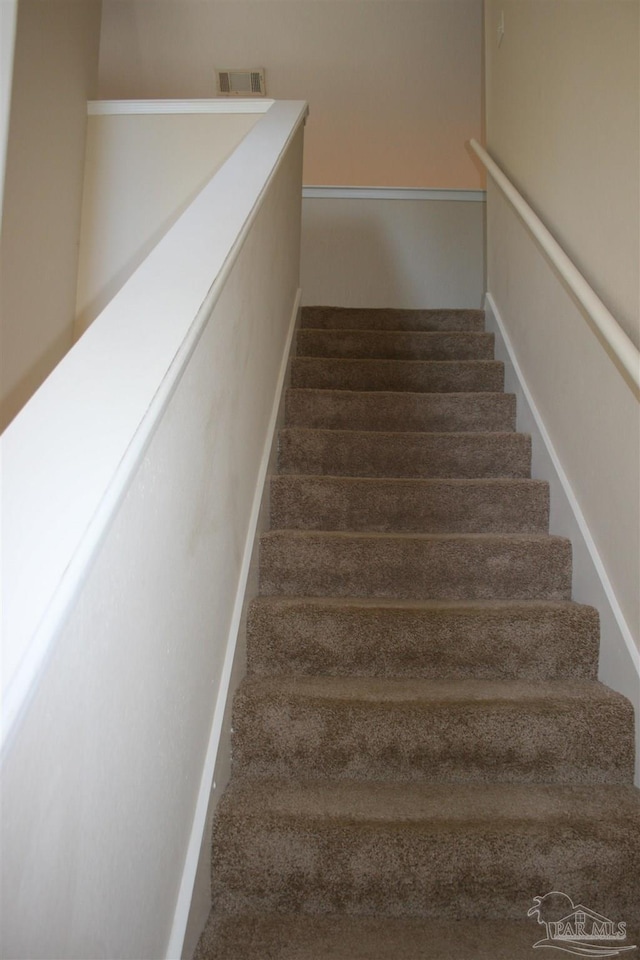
[300,198,486,309]
[0,326,73,432]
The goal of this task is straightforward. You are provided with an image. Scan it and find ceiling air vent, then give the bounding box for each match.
[216,68,266,97]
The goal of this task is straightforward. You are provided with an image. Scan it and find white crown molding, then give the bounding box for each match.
[88,99,274,116]
[302,185,486,202]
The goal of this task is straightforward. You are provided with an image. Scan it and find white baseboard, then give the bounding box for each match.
[166,288,302,959]
[485,292,640,785]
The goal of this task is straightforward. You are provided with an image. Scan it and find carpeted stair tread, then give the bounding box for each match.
[259,530,572,601]
[211,780,640,919]
[279,428,531,478]
[285,389,516,432]
[291,357,504,392]
[193,915,570,960]
[301,305,486,331]
[270,475,549,533]
[297,328,495,361]
[247,596,600,680]
[232,676,634,784]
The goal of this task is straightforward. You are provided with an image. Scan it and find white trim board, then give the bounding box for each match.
[88,99,274,116]
[484,292,640,785]
[302,186,485,202]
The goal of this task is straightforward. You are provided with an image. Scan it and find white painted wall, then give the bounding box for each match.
[484,0,640,772]
[75,107,262,336]
[0,0,102,432]
[301,191,485,308]
[1,102,306,959]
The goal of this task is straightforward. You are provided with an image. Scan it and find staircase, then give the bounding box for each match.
[194,307,640,959]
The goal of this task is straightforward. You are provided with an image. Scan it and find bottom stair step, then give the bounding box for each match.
[194,914,640,960]
[212,780,640,920]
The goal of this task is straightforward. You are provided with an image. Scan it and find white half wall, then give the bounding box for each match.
[1,103,306,960]
[301,191,485,309]
[75,106,262,336]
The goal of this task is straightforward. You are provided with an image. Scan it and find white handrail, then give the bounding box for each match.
[469,138,640,391]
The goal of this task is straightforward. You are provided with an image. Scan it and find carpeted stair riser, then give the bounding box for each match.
[270,476,549,534]
[301,306,486,331]
[279,428,532,478]
[286,390,516,433]
[297,329,495,361]
[247,597,600,681]
[291,358,505,393]
[232,677,634,784]
[259,531,572,601]
[211,781,640,920]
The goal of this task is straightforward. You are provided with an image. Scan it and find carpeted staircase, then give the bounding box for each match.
[195,307,639,959]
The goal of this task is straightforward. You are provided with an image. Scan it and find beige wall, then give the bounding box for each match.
[484,1,639,731]
[99,0,483,189]
[485,0,639,345]
[75,111,260,335]
[0,0,102,432]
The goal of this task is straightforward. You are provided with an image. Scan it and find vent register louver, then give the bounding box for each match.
[216,68,266,97]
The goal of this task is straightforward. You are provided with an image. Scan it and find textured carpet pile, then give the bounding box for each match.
[194,307,639,959]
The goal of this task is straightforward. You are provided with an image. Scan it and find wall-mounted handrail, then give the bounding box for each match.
[469,138,640,391]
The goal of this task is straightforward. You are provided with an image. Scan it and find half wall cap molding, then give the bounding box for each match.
[88,99,275,115]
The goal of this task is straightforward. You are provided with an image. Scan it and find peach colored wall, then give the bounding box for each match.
[0,0,102,432]
[98,0,483,189]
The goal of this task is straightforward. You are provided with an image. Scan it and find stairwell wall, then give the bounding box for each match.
[483,0,640,778]
[0,0,102,432]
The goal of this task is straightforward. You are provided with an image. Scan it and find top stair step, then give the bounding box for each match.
[301,306,485,332]
[297,329,494,361]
